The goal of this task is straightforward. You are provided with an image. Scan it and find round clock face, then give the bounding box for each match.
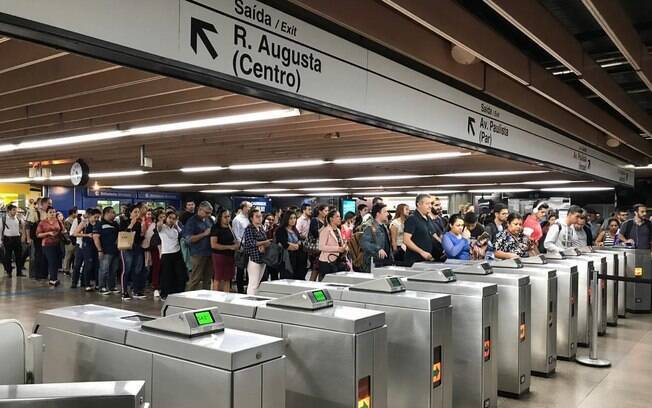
[70,160,89,186]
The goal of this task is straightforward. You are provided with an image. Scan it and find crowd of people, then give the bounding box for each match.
[0,195,650,298]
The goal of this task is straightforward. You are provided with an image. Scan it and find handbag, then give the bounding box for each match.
[148,229,161,250]
[302,233,320,255]
[58,220,72,245]
[262,241,283,268]
[117,231,136,251]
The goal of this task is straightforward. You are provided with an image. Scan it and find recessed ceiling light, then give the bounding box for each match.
[271,178,341,184]
[540,187,614,192]
[180,166,225,173]
[213,181,267,186]
[333,152,470,164]
[439,171,548,177]
[469,188,533,193]
[110,185,155,189]
[200,189,240,194]
[90,170,147,178]
[229,160,327,170]
[348,175,432,181]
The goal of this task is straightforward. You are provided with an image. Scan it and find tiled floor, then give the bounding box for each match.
[1,273,651,407]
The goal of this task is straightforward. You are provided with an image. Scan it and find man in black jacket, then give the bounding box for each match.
[485,203,508,243]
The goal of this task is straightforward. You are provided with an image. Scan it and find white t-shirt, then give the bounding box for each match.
[390,218,405,246]
[232,213,250,242]
[69,218,83,246]
[2,215,21,238]
[159,224,181,254]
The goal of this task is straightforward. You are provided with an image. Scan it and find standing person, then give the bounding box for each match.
[243,208,271,294]
[573,213,592,247]
[540,210,558,239]
[403,194,437,265]
[586,209,602,240]
[296,203,312,239]
[183,201,215,291]
[275,210,307,280]
[318,210,348,280]
[459,202,475,215]
[2,204,26,277]
[595,218,620,247]
[600,207,629,234]
[27,197,51,280]
[362,204,393,270]
[442,214,471,260]
[463,212,485,240]
[495,213,535,259]
[390,203,409,263]
[619,204,652,250]
[69,210,86,288]
[308,204,329,281]
[523,202,549,247]
[210,208,238,293]
[485,203,509,243]
[119,205,145,300]
[544,205,583,252]
[355,204,373,232]
[341,211,356,242]
[94,207,121,295]
[178,200,196,226]
[141,210,162,298]
[35,207,63,287]
[157,211,187,299]
[232,201,252,293]
[62,208,78,275]
[73,209,100,291]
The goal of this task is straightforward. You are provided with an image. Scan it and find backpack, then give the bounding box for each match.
[348,231,366,272]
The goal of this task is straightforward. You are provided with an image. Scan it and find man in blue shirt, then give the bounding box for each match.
[93,207,121,294]
[183,201,214,290]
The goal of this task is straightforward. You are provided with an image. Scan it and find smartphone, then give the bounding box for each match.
[477,231,490,242]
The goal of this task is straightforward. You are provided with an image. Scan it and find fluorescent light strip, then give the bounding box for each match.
[427,183,497,187]
[200,189,240,194]
[439,171,548,177]
[158,183,209,188]
[90,170,147,178]
[310,192,349,197]
[181,166,225,173]
[407,190,465,194]
[271,178,341,184]
[0,177,30,183]
[1,109,300,152]
[348,175,432,181]
[333,152,470,164]
[213,181,268,186]
[245,188,289,193]
[517,180,585,186]
[229,160,327,170]
[352,191,403,195]
[268,193,302,197]
[110,185,154,189]
[469,188,534,193]
[540,187,614,192]
[300,187,346,191]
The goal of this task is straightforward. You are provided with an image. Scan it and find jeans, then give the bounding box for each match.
[71,245,83,286]
[98,253,120,290]
[42,245,61,281]
[121,248,145,294]
[81,245,99,287]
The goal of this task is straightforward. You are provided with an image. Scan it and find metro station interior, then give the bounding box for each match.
[0,1,651,407]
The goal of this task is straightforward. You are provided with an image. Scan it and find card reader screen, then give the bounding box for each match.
[313,290,327,302]
[442,269,454,278]
[390,277,402,287]
[194,311,215,326]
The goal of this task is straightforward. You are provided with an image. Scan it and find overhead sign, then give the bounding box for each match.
[0,0,634,185]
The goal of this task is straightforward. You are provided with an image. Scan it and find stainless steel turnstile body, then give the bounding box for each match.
[488,259,558,376]
[0,381,147,408]
[520,257,579,360]
[255,278,453,408]
[544,254,596,346]
[578,250,612,334]
[163,290,388,408]
[593,249,626,325]
[617,248,652,312]
[34,304,286,408]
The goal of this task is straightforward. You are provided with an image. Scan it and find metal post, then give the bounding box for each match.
[576,267,611,367]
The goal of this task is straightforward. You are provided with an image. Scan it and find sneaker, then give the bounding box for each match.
[84,286,94,292]
[153,290,160,298]
[99,288,111,295]
[110,288,121,294]
[48,280,60,287]
[133,292,147,299]
[122,292,132,301]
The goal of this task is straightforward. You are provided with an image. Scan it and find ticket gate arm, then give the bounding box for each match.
[0,319,42,385]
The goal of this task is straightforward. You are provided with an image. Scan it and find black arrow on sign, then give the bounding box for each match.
[190,17,218,59]
[467,117,476,136]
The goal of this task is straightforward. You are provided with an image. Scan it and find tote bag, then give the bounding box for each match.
[117,231,135,251]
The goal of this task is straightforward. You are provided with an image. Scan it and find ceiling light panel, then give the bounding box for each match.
[213,181,268,186]
[271,178,341,184]
[229,160,327,170]
[333,152,470,164]
[90,170,147,178]
[468,188,534,193]
[439,171,548,177]
[200,189,240,194]
[540,187,614,192]
[348,175,432,181]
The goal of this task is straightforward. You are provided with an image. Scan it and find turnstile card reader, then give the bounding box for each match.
[164,291,388,408]
[521,256,578,360]
[489,259,558,376]
[440,262,533,395]
[257,278,453,408]
[35,304,286,408]
[141,307,223,337]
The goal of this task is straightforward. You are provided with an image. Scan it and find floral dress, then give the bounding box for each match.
[494,230,530,257]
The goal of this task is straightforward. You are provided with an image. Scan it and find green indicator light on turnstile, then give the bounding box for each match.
[313,290,327,302]
[194,311,215,326]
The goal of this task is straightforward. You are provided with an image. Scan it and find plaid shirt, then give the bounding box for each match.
[243,224,267,264]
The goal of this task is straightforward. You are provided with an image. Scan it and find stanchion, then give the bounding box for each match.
[576,267,611,368]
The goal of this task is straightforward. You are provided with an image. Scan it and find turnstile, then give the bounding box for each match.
[34,304,286,408]
[415,261,531,395]
[543,249,596,346]
[0,381,148,408]
[0,319,43,386]
[593,248,626,325]
[520,256,579,360]
[352,268,498,408]
[254,278,453,408]
[486,258,558,376]
[619,248,652,313]
[578,248,612,334]
[163,290,388,408]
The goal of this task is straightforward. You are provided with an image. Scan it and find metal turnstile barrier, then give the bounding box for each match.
[593,248,627,325]
[0,381,148,408]
[0,319,43,385]
[578,248,612,335]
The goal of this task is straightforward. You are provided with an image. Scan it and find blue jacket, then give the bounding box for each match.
[442,232,471,260]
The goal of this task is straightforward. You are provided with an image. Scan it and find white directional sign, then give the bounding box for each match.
[0,0,634,185]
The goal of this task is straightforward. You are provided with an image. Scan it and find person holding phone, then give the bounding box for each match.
[494,213,533,259]
[442,214,471,260]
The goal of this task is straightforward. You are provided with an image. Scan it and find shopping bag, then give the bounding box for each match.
[117,231,135,251]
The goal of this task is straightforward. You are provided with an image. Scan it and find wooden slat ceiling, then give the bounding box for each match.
[0,37,605,192]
